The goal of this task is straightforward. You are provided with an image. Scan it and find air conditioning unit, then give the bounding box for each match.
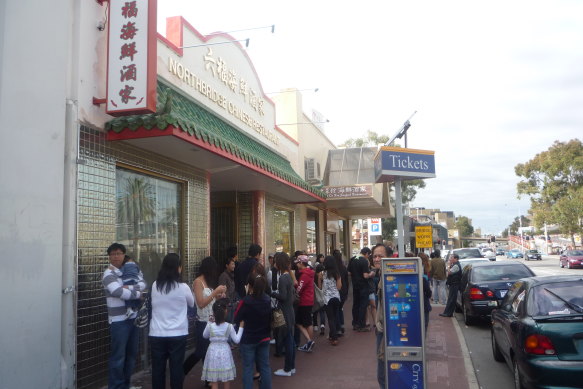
[304,158,321,182]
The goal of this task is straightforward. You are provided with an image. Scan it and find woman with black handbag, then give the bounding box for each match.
[270,252,296,377]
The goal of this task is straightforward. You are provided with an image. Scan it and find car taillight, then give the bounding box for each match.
[525,334,556,355]
[469,288,484,300]
[485,290,494,298]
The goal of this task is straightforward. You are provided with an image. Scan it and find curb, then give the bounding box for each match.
[452,316,480,389]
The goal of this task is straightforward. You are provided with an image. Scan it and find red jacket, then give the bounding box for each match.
[296,268,315,307]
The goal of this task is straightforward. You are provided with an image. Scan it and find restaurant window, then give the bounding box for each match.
[116,166,182,285]
[273,208,293,254]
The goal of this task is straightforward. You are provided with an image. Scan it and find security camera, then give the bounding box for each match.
[97,21,105,31]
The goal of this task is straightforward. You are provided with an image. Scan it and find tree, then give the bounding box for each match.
[339,130,389,148]
[455,216,474,237]
[117,177,157,260]
[515,139,583,247]
[507,215,530,235]
[382,217,397,241]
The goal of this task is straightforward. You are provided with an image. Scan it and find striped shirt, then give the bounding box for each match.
[102,265,146,323]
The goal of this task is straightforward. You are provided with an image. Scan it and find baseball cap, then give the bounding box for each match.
[295,255,309,264]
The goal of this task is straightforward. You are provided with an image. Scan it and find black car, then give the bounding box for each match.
[525,249,542,261]
[491,276,583,389]
[457,261,535,325]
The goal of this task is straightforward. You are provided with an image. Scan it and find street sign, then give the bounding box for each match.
[415,226,432,248]
[374,147,436,183]
[369,218,382,236]
[381,257,426,389]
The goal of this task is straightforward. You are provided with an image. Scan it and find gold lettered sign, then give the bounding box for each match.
[415,226,432,248]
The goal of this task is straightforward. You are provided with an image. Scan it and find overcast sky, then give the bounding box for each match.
[158,0,583,235]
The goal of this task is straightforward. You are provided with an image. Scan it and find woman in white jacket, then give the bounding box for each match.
[149,253,194,389]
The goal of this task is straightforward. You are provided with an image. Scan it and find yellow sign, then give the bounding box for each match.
[415,226,433,248]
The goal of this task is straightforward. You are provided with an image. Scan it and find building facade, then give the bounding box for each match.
[1,3,386,388]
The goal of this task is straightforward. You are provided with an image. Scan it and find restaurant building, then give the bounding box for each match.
[0,2,390,388]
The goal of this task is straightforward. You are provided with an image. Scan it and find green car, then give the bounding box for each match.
[491,275,583,388]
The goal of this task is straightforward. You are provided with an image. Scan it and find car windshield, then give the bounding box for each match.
[567,250,583,256]
[527,250,538,254]
[471,265,533,282]
[529,281,583,316]
[454,249,482,259]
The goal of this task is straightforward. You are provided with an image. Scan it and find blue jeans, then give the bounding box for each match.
[108,319,140,389]
[240,341,272,389]
[283,327,296,372]
[150,335,187,389]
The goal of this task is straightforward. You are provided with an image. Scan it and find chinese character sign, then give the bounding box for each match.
[322,185,372,199]
[107,0,157,115]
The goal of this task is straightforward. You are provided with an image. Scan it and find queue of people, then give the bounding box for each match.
[103,240,445,389]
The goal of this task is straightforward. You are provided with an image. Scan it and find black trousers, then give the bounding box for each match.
[443,284,459,316]
[325,297,340,340]
[150,335,187,389]
[351,286,360,327]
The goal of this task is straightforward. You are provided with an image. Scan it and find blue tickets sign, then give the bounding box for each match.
[375,147,436,182]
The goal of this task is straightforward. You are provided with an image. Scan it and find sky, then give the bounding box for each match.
[157,0,583,235]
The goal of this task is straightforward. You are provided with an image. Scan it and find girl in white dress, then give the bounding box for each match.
[202,299,244,389]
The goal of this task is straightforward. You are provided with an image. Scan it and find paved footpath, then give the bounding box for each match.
[131,302,477,389]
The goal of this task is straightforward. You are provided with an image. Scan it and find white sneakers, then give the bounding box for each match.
[274,368,296,376]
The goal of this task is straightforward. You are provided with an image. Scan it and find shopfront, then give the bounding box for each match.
[75,15,325,388]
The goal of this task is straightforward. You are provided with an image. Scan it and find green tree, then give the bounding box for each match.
[339,130,389,148]
[455,216,474,237]
[507,215,530,235]
[117,177,157,259]
[515,139,583,247]
[382,217,397,241]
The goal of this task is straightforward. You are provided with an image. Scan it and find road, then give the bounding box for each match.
[454,254,582,389]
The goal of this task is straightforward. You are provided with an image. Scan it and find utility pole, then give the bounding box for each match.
[385,112,417,257]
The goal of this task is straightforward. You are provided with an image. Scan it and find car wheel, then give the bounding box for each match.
[491,330,504,362]
[463,304,474,326]
[513,357,524,389]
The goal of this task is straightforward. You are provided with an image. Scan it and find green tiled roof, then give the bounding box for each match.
[106,82,325,199]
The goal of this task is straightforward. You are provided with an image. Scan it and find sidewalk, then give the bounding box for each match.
[131,302,476,389]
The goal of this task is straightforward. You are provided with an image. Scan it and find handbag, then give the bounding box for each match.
[271,307,286,329]
[312,283,326,313]
[134,292,151,328]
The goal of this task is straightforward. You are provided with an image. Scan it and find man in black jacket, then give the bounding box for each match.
[440,253,462,317]
[235,243,262,299]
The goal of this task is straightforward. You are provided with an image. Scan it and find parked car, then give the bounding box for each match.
[559,250,583,269]
[452,248,484,259]
[491,275,583,389]
[457,261,535,325]
[496,248,506,256]
[506,249,524,259]
[525,249,542,261]
[481,248,497,261]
